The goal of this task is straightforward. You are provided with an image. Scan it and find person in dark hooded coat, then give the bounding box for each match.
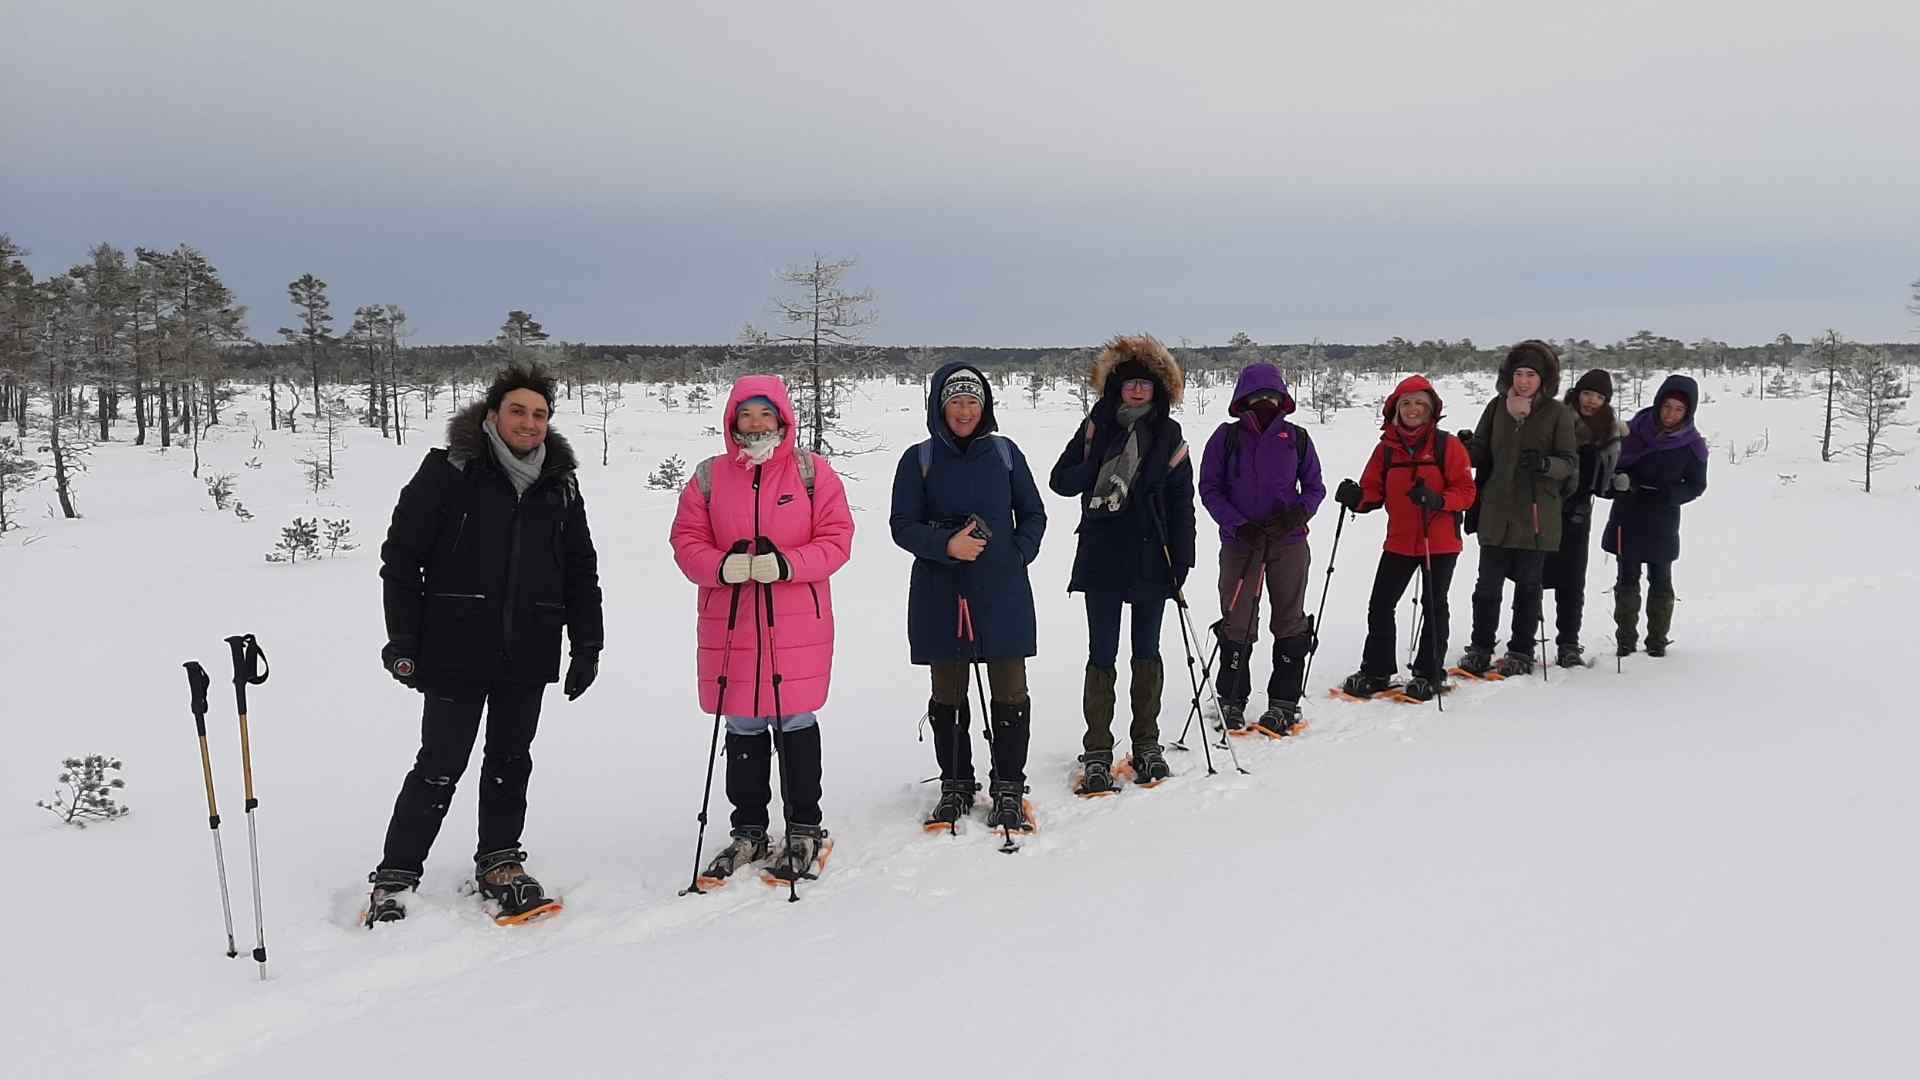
[890,363,1047,835]
[1600,374,1709,657]
[1048,335,1194,794]
[1197,363,1325,736]
[365,363,603,927]
[1541,368,1627,667]
[1456,340,1578,677]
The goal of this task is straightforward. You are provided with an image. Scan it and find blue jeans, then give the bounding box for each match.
[726,711,818,736]
[1084,592,1165,669]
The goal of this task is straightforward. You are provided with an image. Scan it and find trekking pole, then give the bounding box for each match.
[1298,507,1349,693]
[1163,546,1245,775]
[760,576,804,903]
[222,634,270,981]
[182,661,239,960]
[679,566,746,897]
[1169,620,1221,751]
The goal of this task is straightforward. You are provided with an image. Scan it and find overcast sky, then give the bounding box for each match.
[5,0,1917,346]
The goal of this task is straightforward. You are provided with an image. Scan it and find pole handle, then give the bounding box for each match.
[183,662,211,735]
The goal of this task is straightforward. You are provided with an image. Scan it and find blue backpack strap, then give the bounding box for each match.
[918,439,933,480]
[920,436,1011,479]
[991,434,1013,471]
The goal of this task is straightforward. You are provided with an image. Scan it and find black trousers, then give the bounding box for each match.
[379,682,545,876]
[1361,551,1458,680]
[1469,546,1548,657]
[1547,519,1593,647]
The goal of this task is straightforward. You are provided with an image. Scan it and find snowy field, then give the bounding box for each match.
[6,371,1917,1079]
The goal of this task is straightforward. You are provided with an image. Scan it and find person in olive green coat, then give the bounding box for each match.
[1455,340,1578,677]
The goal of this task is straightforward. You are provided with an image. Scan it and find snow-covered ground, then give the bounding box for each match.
[7,371,1916,1079]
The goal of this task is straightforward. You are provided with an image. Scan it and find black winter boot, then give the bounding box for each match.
[987,698,1032,787]
[1129,742,1172,784]
[1266,633,1313,706]
[724,730,773,833]
[774,722,823,827]
[985,780,1034,833]
[1075,751,1116,796]
[1128,657,1164,745]
[1646,582,1675,656]
[924,780,978,831]
[1614,584,1642,656]
[1215,636,1254,730]
[699,827,770,884]
[927,697,975,786]
[1341,671,1394,697]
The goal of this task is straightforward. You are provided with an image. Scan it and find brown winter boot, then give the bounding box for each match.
[1645,583,1676,657]
[1082,664,1118,755]
[1613,584,1641,656]
[1128,657,1164,746]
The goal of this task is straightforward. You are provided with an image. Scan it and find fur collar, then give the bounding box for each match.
[444,400,577,476]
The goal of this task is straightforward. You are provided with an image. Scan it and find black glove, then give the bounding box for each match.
[1334,478,1363,510]
[1407,480,1446,512]
[381,641,418,690]
[1517,448,1549,476]
[564,649,600,701]
[1455,429,1476,450]
[1233,521,1263,545]
[1263,505,1309,537]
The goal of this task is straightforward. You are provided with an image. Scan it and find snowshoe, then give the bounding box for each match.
[695,828,770,890]
[1218,701,1247,732]
[1073,755,1118,798]
[761,824,833,886]
[474,849,562,926]
[362,868,419,928]
[1127,744,1172,787]
[985,781,1036,834]
[1555,642,1586,669]
[1455,648,1494,676]
[1252,702,1303,739]
[1494,651,1535,678]
[923,780,977,834]
[1401,675,1448,702]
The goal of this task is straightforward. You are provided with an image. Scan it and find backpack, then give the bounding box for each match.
[1219,419,1310,484]
[692,450,818,503]
[1370,428,1466,534]
[917,434,1013,478]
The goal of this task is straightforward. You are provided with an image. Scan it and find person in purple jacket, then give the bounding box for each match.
[1198,363,1326,736]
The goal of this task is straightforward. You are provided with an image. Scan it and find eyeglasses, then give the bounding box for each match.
[1121,379,1155,393]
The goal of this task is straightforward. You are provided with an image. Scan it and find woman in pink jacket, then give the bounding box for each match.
[669,376,855,886]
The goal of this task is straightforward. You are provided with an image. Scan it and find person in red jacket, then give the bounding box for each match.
[1331,375,1476,701]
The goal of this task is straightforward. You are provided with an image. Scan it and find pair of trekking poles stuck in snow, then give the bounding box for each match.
[181,634,272,980]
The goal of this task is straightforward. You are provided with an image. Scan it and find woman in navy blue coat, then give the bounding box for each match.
[1047,335,1193,794]
[1601,374,1709,657]
[890,363,1047,834]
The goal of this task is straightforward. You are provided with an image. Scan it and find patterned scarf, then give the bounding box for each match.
[1088,403,1151,515]
[735,427,784,467]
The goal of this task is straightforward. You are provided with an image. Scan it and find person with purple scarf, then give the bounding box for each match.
[1198,363,1325,736]
[1600,374,1709,657]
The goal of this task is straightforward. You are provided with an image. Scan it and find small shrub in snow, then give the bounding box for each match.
[323,518,358,556]
[647,454,689,491]
[265,517,321,563]
[206,472,237,510]
[37,754,130,828]
[687,385,712,411]
[297,450,331,493]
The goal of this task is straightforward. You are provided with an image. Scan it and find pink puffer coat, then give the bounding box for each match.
[669,377,855,716]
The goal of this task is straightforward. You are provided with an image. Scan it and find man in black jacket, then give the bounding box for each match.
[364,364,603,927]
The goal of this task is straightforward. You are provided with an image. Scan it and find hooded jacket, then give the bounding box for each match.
[889,362,1048,663]
[1048,335,1196,599]
[1467,341,1579,551]
[1601,374,1710,565]
[1357,375,1477,557]
[1197,363,1326,547]
[379,400,604,689]
[669,376,855,716]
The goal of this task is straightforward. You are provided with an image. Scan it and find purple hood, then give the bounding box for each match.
[1199,364,1324,545]
[1228,363,1296,416]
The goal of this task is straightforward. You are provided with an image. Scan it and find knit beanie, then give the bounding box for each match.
[1573,369,1613,401]
[939,369,987,409]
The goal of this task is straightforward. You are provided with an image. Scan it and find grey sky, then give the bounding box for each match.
[5,0,1917,345]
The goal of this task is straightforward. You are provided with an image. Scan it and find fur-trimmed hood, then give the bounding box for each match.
[1498,339,1563,399]
[1092,334,1185,407]
[444,399,578,476]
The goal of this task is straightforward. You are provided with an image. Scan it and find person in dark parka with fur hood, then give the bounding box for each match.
[364,363,603,927]
[1048,335,1194,794]
[1457,340,1578,677]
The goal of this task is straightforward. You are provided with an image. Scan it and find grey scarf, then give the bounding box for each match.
[482,418,546,497]
[1088,403,1151,515]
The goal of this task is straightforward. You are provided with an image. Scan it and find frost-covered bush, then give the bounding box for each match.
[265,517,321,563]
[647,454,689,491]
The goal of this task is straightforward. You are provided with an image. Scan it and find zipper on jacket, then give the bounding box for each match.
[502,502,524,660]
[449,512,468,557]
[430,592,487,600]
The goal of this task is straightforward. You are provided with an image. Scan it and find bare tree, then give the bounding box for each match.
[33,276,86,517]
[1810,329,1849,463]
[583,359,625,467]
[744,256,876,456]
[0,435,38,534]
[1839,348,1909,492]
